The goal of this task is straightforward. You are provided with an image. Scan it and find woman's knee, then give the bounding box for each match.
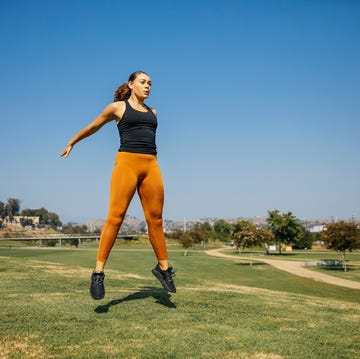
[106,214,125,227]
[146,215,163,228]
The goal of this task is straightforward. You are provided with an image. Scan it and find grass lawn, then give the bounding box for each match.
[0,245,359,359]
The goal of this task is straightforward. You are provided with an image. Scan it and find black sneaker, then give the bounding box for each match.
[152,264,176,293]
[90,271,105,300]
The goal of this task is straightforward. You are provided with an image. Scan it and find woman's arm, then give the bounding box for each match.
[60,102,125,158]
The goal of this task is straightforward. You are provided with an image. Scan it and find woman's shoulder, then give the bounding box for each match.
[105,101,126,121]
[142,102,157,116]
[144,103,156,116]
[110,100,126,110]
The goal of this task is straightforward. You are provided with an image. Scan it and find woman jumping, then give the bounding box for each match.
[60,71,176,299]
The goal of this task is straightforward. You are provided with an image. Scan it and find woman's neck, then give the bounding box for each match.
[128,95,148,111]
[128,95,144,107]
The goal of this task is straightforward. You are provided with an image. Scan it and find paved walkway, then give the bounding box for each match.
[205,247,360,290]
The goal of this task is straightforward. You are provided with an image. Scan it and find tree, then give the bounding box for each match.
[0,201,5,228]
[233,222,274,263]
[167,229,183,240]
[189,223,208,246]
[213,219,232,241]
[293,228,314,250]
[62,224,88,235]
[321,221,360,271]
[179,232,194,256]
[232,220,252,234]
[5,198,21,221]
[20,217,34,228]
[266,210,304,254]
[0,201,5,220]
[200,221,212,233]
[256,227,275,254]
[233,222,260,254]
[197,221,215,240]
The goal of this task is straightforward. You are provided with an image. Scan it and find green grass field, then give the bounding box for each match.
[1,244,359,358]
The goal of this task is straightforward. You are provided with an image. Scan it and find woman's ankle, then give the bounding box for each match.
[158,259,169,271]
[94,260,105,272]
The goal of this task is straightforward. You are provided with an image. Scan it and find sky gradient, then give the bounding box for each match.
[1,0,359,223]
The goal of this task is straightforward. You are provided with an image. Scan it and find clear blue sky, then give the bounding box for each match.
[1,0,359,223]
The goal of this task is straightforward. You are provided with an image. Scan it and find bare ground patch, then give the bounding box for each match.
[202,351,284,359]
[0,334,50,359]
[28,260,147,280]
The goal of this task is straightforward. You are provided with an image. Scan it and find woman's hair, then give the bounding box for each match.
[113,71,149,102]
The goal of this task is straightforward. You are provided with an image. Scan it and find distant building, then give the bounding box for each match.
[4,215,40,226]
[308,225,325,233]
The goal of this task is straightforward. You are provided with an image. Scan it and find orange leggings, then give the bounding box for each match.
[96,152,168,263]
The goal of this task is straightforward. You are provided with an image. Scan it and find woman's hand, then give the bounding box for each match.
[60,144,73,158]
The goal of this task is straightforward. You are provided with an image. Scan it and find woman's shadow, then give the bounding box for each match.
[94,286,176,313]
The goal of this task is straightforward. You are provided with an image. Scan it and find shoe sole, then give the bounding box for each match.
[152,269,176,293]
[90,291,105,300]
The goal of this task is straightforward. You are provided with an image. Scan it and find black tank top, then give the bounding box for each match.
[117,100,158,155]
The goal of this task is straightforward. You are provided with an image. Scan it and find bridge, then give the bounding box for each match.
[0,234,141,247]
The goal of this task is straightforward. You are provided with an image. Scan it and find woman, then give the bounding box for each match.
[60,71,176,299]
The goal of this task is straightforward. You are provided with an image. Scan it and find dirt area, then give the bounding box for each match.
[205,247,360,290]
[0,225,57,238]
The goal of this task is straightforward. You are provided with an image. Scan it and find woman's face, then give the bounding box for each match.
[128,73,152,99]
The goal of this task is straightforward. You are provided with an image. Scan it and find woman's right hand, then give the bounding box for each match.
[60,144,73,158]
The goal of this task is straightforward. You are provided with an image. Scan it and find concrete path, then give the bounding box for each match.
[205,247,360,290]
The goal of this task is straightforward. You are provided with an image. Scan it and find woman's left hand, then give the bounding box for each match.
[60,144,73,158]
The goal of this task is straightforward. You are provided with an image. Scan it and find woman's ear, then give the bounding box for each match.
[127,81,133,90]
